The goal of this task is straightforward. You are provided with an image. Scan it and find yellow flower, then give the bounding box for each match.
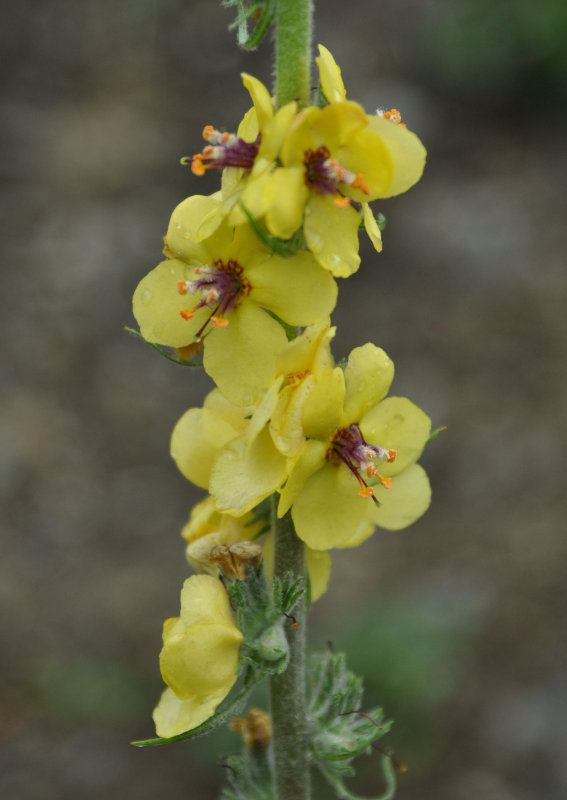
[276,343,432,550]
[132,194,337,405]
[153,574,243,738]
[171,385,288,512]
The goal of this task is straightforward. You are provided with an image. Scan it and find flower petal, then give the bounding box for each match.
[211,427,288,515]
[264,166,309,239]
[362,203,383,252]
[241,73,274,131]
[316,44,347,104]
[304,194,361,277]
[153,686,228,738]
[277,439,328,517]
[343,344,395,423]
[291,462,376,550]
[370,464,431,532]
[133,259,208,346]
[248,251,337,325]
[365,115,426,198]
[203,301,288,406]
[165,195,227,262]
[361,396,431,478]
[301,366,345,441]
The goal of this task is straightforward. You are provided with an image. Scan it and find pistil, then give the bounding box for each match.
[304,146,369,207]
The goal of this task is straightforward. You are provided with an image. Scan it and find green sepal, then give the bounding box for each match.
[221,0,275,51]
[239,202,303,257]
[426,425,447,444]
[123,326,203,368]
[358,212,386,233]
[130,666,259,747]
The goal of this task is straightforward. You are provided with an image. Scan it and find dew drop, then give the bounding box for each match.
[327,253,342,269]
[141,288,152,305]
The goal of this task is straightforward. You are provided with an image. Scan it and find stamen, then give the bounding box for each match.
[376,107,406,127]
[177,259,251,340]
[328,423,396,502]
[304,147,369,205]
[181,125,260,175]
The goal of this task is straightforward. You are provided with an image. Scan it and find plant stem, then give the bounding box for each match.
[274,0,313,109]
[269,506,310,800]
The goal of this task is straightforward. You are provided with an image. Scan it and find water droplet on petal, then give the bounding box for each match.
[141,288,152,304]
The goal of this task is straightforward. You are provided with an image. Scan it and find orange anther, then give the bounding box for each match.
[333,195,351,208]
[377,475,392,489]
[358,486,374,499]
[180,309,194,320]
[352,173,369,194]
[387,449,396,463]
[202,125,215,140]
[211,315,229,328]
[221,131,230,141]
[366,464,376,477]
[206,289,217,303]
[177,280,188,295]
[191,156,205,176]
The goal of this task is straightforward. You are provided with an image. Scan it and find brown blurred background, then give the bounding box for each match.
[1,1,566,798]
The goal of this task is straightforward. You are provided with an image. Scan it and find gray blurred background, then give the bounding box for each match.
[2,1,566,798]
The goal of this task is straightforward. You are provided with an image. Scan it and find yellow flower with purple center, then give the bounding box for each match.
[132,194,337,405]
[277,343,432,549]
[153,575,243,738]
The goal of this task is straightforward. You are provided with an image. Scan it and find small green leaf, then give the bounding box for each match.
[427,425,447,444]
[239,202,302,256]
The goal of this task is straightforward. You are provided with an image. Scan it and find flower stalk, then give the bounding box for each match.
[269,505,310,800]
[274,0,313,109]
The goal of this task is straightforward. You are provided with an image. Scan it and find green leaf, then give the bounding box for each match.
[221,0,275,51]
[239,202,302,256]
[426,425,447,444]
[122,326,203,367]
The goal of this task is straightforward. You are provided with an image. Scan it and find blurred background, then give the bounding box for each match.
[1,0,566,798]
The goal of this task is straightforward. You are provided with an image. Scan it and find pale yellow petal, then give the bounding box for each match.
[291,462,376,550]
[370,464,431,532]
[211,427,288,515]
[270,375,314,457]
[241,73,274,130]
[133,259,207,347]
[236,106,259,142]
[170,406,242,488]
[248,251,337,325]
[305,547,332,601]
[203,302,288,406]
[302,366,345,441]
[362,203,383,252]
[303,194,361,277]
[316,44,347,104]
[361,396,431,478]
[275,322,335,378]
[264,167,308,239]
[365,115,426,198]
[277,439,328,516]
[343,344,395,423]
[165,195,224,262]
[153,686,228,739]
[257,102,297,161]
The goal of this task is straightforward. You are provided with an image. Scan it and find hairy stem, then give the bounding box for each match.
[269,506,310,800]
[274,0,313,109]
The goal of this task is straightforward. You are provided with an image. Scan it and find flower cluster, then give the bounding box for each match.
[132,46,431,743]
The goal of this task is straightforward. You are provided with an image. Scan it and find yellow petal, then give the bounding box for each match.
[203,301,288,406]
[361,396,431,478]
[270,375,314,457]
[264,167,308,239]
[365,114,426,198]
[170,403,245,487]
[236,106,259,142]
[241,73,274,130]
[276,322,336,378]
[370,464,431,532]
[277,439,328,516]
[211,427,288,515]
[305,546,332,601]
[302,366,345,441]
[160,575,242,699]
[343,344,395,422]
[303,194,361,277]
[133,260,208,347]
[362,203,383,252]
[165,195,226,262]
[248,251,337,325]
[153,686,228,738]
[257,102,298,161]
[316,45,347,104]
[291,462,376,550]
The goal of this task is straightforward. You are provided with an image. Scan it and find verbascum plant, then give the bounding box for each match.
[129,3,439,799]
